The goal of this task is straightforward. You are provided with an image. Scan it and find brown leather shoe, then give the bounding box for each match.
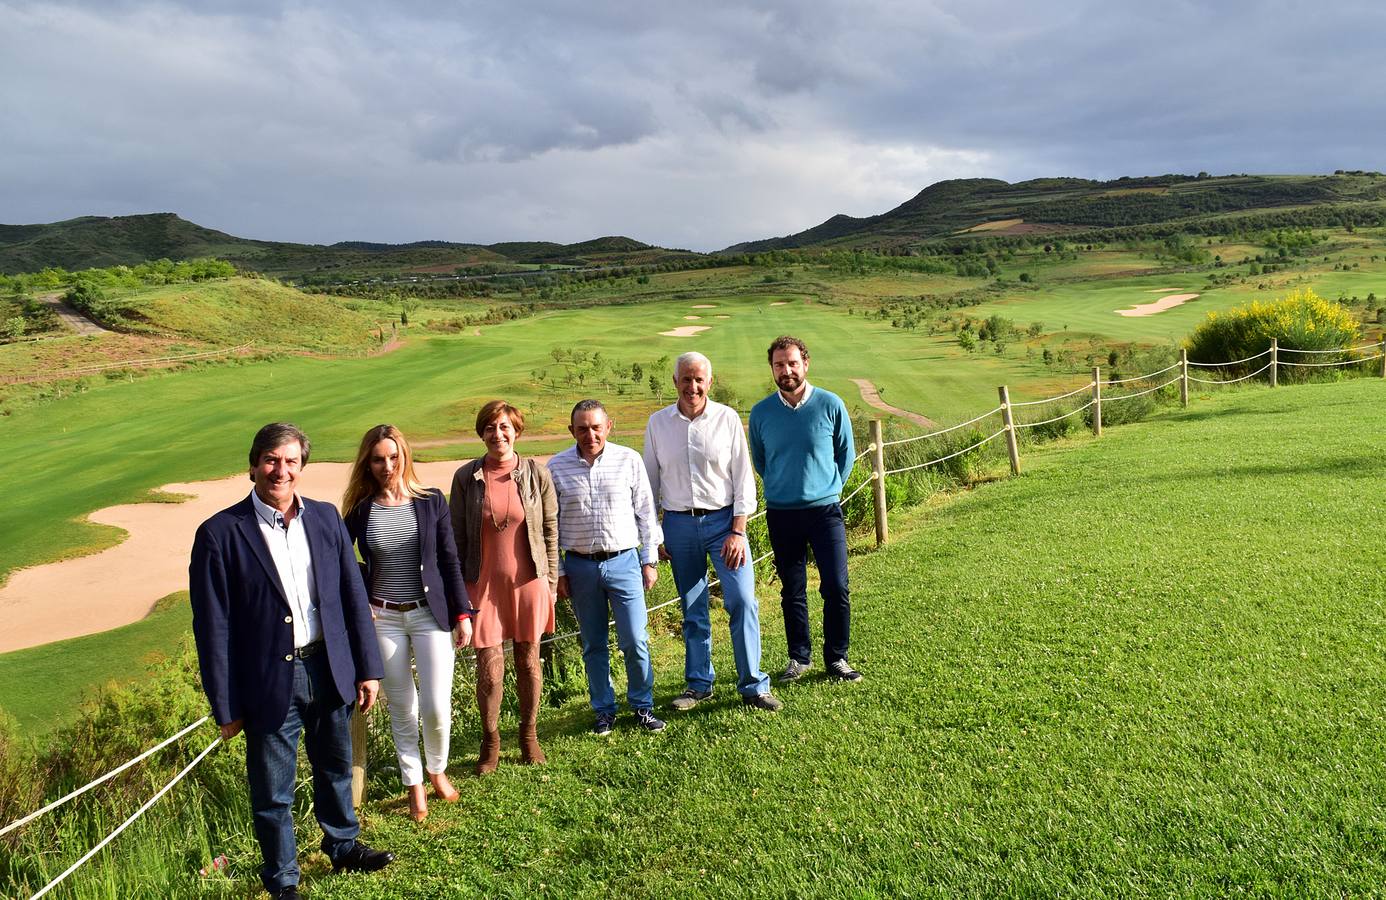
[428,771,460,803]
[406,783,428,822]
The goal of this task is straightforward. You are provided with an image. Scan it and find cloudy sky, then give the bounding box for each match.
[3,1,1382,250]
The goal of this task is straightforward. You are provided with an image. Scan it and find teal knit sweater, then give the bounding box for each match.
[749,387,855,509]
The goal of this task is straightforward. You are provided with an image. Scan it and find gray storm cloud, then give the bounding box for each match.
[1,0,1382,250]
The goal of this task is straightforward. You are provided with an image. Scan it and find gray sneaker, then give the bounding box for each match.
[778,660,810,682]
[741,692,784,712]
[670,689,713,711]
[827,659,863,682]
[634,709,667,732]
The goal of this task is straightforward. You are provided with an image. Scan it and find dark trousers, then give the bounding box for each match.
[766,503,851,666]
[244,652,359,892]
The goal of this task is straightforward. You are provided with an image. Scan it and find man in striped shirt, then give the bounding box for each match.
[550,398,666,735]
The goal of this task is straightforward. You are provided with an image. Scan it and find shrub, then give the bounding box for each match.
[1183,288,1358,368]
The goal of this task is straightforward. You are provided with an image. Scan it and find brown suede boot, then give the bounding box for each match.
[475,645,504,776]
[514,641,547,765]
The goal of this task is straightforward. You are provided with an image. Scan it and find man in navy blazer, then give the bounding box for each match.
[191,423,393,899]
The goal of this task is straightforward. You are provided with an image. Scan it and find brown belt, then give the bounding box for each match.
[370,598,422,612]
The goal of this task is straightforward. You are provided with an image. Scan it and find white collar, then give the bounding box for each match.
[777,382,814,410]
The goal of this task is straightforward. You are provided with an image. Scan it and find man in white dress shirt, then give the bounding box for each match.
[550,399,667,735]
[643,352,781,712]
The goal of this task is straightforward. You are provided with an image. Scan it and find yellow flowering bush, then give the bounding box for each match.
[1184,288,1359,366]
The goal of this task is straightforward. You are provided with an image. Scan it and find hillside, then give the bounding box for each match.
[7,378,1386,896]
[0,214,700,279]
[726,172,1386,252]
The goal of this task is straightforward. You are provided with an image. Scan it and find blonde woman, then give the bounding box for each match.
[449,400,559,773]
[343,425,473,822]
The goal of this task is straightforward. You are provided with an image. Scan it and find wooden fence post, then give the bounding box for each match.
[350,706,368,807]
[869,419,888,547]
[1091,367,1102,437]
[1180,348,1189,408]
[1380,339,1385,379]
[1270,338,1278,388]
[999,385,1020,475]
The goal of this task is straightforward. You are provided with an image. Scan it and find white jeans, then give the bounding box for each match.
[373,605,455,786]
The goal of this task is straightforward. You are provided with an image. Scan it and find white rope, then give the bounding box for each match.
[1015,399,1095,429]
[1102,376,1182,401]
[1009,382,1095,407]
[884,427,1007,476]
[1103,361,1182,384]
[838,478,873,506]
[853,446,871,463]
[1186,348,1273,367]
[1280,355,1383,368]
[880,405,1004,447]
[1278,342,1382,354]
[0,716,211,838]
[29,736,223,900]
[1187,361,1275,385]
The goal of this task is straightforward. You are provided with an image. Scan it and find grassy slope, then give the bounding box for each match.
[272,378,1386,897]
[0,593,192,735]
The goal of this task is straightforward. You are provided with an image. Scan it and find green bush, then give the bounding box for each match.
[1184,288,1359,368]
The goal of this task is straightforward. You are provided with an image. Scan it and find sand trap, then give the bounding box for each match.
[1117,293,1200,317]
[659,325,711,337]
[691,304,717,309]
[684,315,701,320]
[0,458,507,653]
[770,302,789,307]
[715,315,731,319]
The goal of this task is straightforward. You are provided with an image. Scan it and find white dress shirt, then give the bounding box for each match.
[250,490,322,648]
[642,400,756,517]
[547,442,662,575]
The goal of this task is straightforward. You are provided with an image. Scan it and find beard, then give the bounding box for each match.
[776,373,802,392]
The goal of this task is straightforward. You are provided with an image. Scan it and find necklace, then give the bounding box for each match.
[486,466,515,532]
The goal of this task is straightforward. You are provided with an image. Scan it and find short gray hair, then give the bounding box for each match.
[674,351,712,378]
[248,422,310,472]
[570,398,608,423]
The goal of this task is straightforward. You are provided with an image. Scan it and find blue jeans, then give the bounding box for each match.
[766,503,851,666]
[244,652,359,892]
[566,549,655,714]
[662,507,770,696]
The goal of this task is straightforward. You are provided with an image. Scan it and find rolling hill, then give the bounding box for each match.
[0,213,699,278]
[725,172,1386,252]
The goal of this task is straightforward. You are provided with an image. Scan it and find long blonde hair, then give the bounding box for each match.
[341,424,430,514]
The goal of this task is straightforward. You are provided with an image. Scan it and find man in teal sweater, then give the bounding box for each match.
[748,335,862,683]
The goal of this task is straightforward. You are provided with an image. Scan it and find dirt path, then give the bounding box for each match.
[0,458,506,652]
[850,378,936,428]
[36,290,109,335]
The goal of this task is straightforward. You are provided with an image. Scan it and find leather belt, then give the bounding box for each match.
[565,548,632,563]
[370,598,422,612]
[293,641,325,659]
[666,506,728,517]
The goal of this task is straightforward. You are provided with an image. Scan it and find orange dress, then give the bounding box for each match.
[467,455,555,648]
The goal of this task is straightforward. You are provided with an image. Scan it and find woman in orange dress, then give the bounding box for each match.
[449,400,559,773]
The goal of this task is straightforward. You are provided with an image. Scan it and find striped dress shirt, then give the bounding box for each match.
[547,442,662,576]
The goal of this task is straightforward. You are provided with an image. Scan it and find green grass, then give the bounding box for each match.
[10,374,1381,897]
[0,593,192,735]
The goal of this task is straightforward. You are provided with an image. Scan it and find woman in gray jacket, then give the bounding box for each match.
[450,400,559,773]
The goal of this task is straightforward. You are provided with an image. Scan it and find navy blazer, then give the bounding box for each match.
[189,494,383,734]
[344,487,472,632]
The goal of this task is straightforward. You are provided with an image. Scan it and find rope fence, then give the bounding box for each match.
[10,333,1385,896]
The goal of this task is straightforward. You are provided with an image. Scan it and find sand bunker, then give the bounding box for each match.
[769,302,789,307]
[0,459,492,652]
[691,304,717,309]
[659,325,711,337]
[1117,293,1200,317]
[684,315,701,320]
[715,315,731,319]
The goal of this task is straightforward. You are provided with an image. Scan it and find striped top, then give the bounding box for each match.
[547,443,662,576]
[365,501,425,602]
